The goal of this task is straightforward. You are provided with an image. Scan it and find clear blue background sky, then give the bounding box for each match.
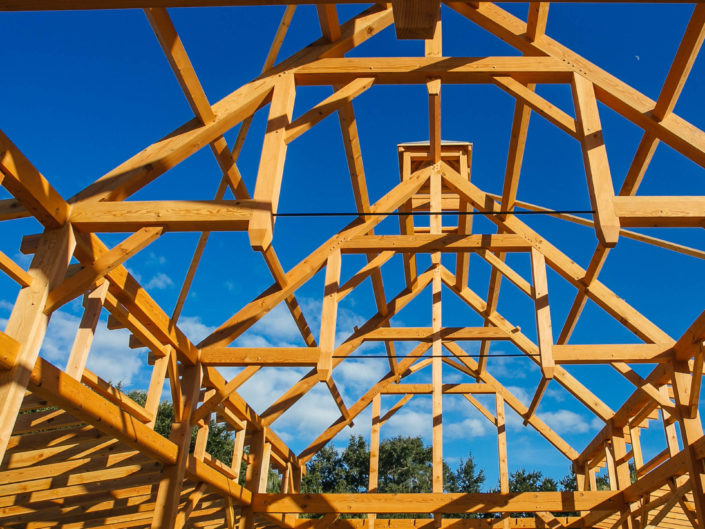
[1,2,704,487]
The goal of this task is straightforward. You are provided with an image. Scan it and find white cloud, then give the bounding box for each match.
[384,409,432,440]
[145,272,173,290]
[506,385,531,407]
[39,310,144,388]
[446,417,489,439]
[178,316,216,344]
[537,409,593,434]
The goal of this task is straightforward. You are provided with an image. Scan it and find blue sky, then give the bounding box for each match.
[1,2,704,488]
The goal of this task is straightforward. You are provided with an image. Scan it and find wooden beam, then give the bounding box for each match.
[530,248,555,379]
[571,73,620,247]
[552,344,673,364]
[523,377,549,426]
[145,6,214,124]
[341,234,532,253]
[360,327,510,341]
[318,249,342,381]
[0,225,75,462]
[381,383,495,394]
[252,491,624,514]
[200,347,321,366]
[493,76,576,138]
[613,195,705,227]
[293,57,573,85]
[45,227,162,313]
[249,74,295,250]
[671,360,705,522]
[0,129,70,228]
[338,251,394,301]
[526,3,549,41]
[70,200,253,232]
[496,394,509,494]
[0,250,32,287]
[285,78,375,143]
[64,281,110,379]
[390,0,440,39]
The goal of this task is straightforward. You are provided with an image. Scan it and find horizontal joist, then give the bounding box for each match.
[359,327,510,341]
[341,234,532,253]
[252,491,624,514]
[613,196,705,227]
[69,200,256,231]
[381,383,495,394]
[552,344,674,364]
[293,57,575,85]
[200,347,321,366]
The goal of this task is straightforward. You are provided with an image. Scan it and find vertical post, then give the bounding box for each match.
[425,6,441,164]
[65,281,109,379]
[241,428,270,529]
[368,394,381,529]
[610,426,635,529]
[496,394,509,494]
[145,347,172,429]
[661,385,680,457]
[151,362,202,529]
[0,224,75,463]
[455,147,473,290]
[671,360,705,521]
[530,247,554,379]
[496,393,510,529]
[318,249,342,381]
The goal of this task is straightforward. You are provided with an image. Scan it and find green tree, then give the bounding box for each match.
[301,444,347,493]
[378,436,432,493]
[504,469,558,518]
[453,453,485,493]
[342,435,370,492]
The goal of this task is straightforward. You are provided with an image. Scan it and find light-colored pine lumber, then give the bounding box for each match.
[0,225,75,462]
[248,74,295,251]
[530,248,555,379]
[318,249,342,381]
[0,250,32,287]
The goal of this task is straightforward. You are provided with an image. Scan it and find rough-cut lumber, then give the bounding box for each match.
[69,201,253,232]
[252,491,625,514]
[341,234,532,253]
[200,347,321,366]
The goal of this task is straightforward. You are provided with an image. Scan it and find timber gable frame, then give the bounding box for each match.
[0,1,704,529]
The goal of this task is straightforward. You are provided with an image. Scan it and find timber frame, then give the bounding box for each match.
[0,1,704,529]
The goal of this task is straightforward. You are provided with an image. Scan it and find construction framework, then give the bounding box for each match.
[0,1,704,528]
